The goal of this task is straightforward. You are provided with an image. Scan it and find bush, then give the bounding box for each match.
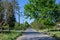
[52,34,60,40]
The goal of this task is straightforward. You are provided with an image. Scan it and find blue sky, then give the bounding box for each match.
[17,0,60,24]
[16,0,34,24]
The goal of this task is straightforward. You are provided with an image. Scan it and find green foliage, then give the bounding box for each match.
[0,0,4,12]
[24,0,60,27]
[20,22,30,30]
[6,3,16,30]
[0,32,22,40]
[0,0,4,30]
[0,0,20,32]
[8,14,16,30]
[31,19,44,29]
[0,0,4,20]
[14,22,30,30]
[14,23,24,30]
[14,22,19,30]
[24,22,30,29]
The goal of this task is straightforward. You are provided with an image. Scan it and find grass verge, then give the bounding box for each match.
[0,32,22,40]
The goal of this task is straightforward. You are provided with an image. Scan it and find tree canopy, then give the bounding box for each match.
[24,0,60,26]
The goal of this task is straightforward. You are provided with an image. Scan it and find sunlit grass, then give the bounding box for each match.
[49,31,60,37]
[0,32,22,40]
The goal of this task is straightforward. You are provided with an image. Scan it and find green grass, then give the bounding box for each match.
[48,31,60,40]
[49,31,60,37]
[0,32,22,40]
[39,29,60,37]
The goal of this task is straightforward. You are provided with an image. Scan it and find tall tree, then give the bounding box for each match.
[7,3,16,30]
[12,0,20,26]
[0,0,4,30]
[24,0,60,27]
[0,0,20,31]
